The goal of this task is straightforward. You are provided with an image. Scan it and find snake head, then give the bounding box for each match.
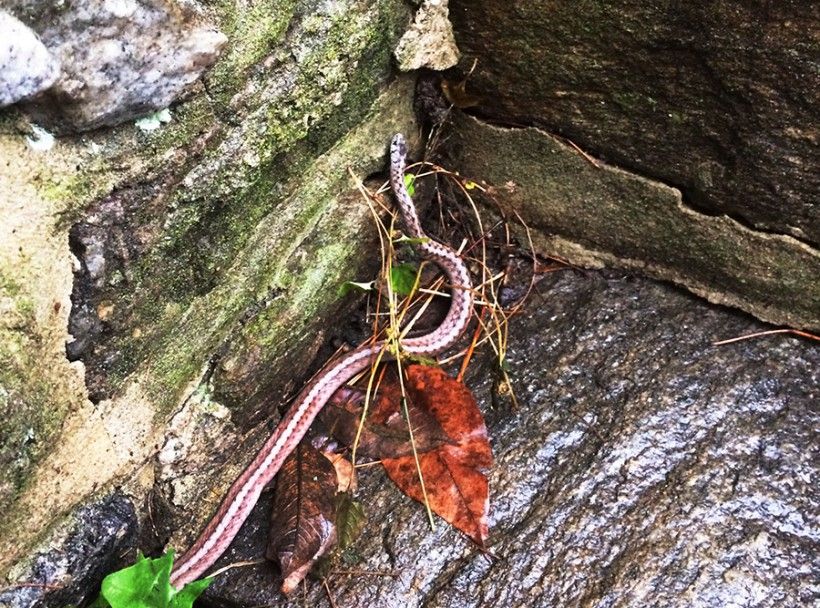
[391,133,407,159]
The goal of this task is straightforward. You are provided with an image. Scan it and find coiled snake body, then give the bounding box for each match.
[170,133,474,586]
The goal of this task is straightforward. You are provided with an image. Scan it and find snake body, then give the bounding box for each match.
[170,133,473,586]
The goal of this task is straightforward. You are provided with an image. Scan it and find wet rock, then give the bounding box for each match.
[455,271,817,607]
[0,494,138,608]
[0,10,59,106]
[14,0,226,132]
[444,112,820,332]
[185,269,818,607]
[447,0,820,245]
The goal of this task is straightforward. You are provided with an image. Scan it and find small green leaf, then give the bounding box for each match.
[170,577,213,608]
[390,264,419,296]
[403,173,416,197]
[406,353,439,367]
[335,494,365,550]
[99,551,173,608]
[394,235,429,246]
[92,551,211,608]
[339,280,375,296]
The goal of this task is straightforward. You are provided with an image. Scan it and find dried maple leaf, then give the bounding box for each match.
[267,443,338,594]
[380,364,493,546]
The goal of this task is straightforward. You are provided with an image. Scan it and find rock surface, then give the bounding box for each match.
[444,113,820,332]
[0,10,59,107]
[9,0,226,132]
[394,0,460,71]
[447,1,819,245]
[0,494,137,608]
[181,269,818,607]
[0,0,411,588]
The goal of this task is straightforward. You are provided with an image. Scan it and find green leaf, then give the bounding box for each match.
[390,264,419,296]
[393,235,429,246]
[335,493,365,550]
[92,551,211,608]
[170,578,213,608]
[99,551,173,608]
[403,173,416,197]
[339,280,375,297]
[406,353,439,367]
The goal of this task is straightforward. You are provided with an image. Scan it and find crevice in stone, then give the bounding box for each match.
[454,109,818,252]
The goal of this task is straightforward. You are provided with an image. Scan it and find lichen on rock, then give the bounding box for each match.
[394,0,460,71]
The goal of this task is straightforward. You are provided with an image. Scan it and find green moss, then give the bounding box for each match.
[20,1,410,418]
[42,158,115,225]
[0,0,414,580]
[205,0,299,105]
[137,97,221,160]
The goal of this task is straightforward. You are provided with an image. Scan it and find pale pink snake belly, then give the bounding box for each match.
[170,133,473,586]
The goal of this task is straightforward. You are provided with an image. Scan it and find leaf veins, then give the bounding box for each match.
[266,443,338,594]
[379,365,493,546]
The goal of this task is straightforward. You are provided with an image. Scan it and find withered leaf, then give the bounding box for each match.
[381,365,493,546]
[335,493,366,551]
[319,379,452,459]
[441,78,482,108]
[267,443,338,594]
[322,449,357,493]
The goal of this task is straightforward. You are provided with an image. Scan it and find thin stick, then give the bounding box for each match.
[331,568,400,577]
[323,579,339,608]
[208,558,266,579]
[0,583,63,592]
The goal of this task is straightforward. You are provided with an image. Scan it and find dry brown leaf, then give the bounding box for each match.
[320,380,452,459]
[380,364,493,546]
[441,78,482,108]
[267,443,338,594]
[322,450,357,493]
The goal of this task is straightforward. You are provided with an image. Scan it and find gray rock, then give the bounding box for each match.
[184,269,819,607]
[0,10,59,106]
[0,494,137,608]
[447,0,820,246]
[394,0,460,71]
[445,113,820,332]
[0,0,413,584]
[17,0,226,132]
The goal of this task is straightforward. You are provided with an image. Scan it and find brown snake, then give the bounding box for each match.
[170,133,474,586]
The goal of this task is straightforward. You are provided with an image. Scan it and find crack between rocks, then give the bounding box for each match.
[460,111,819,253]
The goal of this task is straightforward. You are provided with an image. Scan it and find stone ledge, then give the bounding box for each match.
[446,113,819,331]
